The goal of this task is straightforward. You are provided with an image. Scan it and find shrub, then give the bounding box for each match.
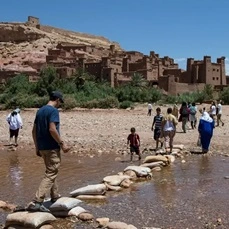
[81,96,119,109]
[219,87,229,104]
[119,100,133,109]
[61,96,77,110]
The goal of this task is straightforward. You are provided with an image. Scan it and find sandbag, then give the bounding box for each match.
[165,155,175,163]
[103,175,130,186]
[76,195,107,200]
[68,206,87,216]
[123,170,137,179]
[105,183,122,191]
[143,155,169,164]
[5,212,56,228]
[70,184,106,197]
[140,161,164,169]
[49,197,82,211]
[7,225,54,229]
[51,206,87,218]
[173,144,184,150]
[120,179,132,188]
[123,166,151,177]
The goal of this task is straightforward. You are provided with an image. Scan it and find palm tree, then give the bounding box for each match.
[130,72,148,88]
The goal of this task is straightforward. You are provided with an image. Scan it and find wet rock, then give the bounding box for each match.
[106,221,128,229]
[78,212,94,221]
[96,217,110,227]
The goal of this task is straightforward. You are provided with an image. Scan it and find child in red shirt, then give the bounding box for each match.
[127,127,141,161]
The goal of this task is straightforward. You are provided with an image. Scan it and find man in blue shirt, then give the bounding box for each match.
[27,91,71,212]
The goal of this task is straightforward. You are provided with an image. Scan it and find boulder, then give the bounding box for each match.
[70,184,106,197]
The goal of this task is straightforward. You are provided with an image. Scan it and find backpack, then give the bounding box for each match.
[181,107,189,116]
[190,106,196,115]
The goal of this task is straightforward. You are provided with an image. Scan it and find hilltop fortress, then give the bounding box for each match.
[0,16,227,95]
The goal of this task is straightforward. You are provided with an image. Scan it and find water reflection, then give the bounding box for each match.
[8,152,23,187]
[153,167,177,207]
[198,155,212,176]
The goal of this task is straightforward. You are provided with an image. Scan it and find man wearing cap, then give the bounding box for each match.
[28,91,71,212]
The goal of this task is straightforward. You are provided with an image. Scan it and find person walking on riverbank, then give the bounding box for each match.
[198,109,215,154]
[127,127,141,161]
[147,103,153,116]
[161,108,178,154]
[151,107,163,150]
[179,102,190,133]
[189,102,197,129]
[6,108,23,146]
[216,100,224,127]
[27,91,71,212]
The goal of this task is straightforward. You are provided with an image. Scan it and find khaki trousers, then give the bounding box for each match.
[34,149,61,203]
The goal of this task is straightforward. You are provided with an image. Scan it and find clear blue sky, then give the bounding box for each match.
[1,0,229,72]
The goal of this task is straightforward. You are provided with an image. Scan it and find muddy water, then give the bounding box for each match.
[0,148,229,229]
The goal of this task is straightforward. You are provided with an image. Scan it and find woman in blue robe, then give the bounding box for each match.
[198,110,215,153]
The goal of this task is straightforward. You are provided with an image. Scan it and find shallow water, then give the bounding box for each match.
[0,148,229,228]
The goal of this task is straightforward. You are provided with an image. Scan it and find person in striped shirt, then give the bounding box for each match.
[151,107,163,150]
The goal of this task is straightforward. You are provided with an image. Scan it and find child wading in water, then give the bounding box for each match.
[127,127,141,161]
[151,107,163,150]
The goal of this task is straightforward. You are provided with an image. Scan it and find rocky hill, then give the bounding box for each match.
[0,17,122,75]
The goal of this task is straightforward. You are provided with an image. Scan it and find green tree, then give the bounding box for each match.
[129,72,148,88]
[73,68,95,90]
[35,66,58,96]
[202,84,213,100]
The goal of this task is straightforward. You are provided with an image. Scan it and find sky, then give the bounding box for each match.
[1,0,229,73]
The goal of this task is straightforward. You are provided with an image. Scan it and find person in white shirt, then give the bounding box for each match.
[209,101,216,122]
[216,100,224,127]
[147,103,153,116]
[6,108,23,146]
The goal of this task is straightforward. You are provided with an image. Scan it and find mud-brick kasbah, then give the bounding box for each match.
[0,16,229,95]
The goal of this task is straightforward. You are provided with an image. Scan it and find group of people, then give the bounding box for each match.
[128,100,225,164]
[7,94,224,213]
